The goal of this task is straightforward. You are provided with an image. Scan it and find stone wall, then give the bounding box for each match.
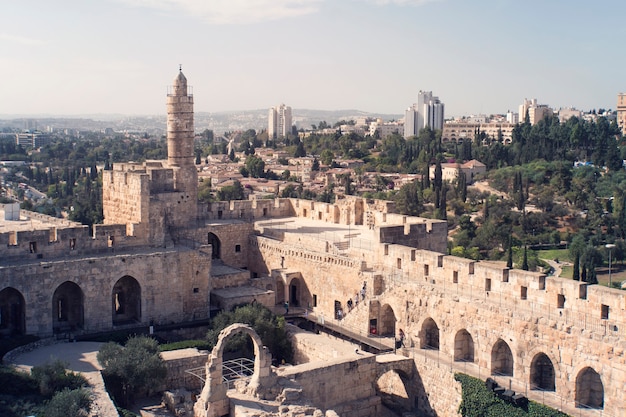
[162,348,209,391]
[0,247,210,336]
[277,355,382,415]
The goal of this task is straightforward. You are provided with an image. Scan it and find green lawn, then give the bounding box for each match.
[536,249,570,263]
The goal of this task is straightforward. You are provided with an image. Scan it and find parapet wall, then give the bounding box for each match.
[0,221,150,265]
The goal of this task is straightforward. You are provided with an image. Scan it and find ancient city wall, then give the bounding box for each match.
[0,247,210,336]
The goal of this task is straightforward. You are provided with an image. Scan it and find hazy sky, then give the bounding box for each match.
[1,0,624,118]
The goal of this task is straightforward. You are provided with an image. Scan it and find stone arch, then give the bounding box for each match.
[112,275,141,325]
[376,369,414,414]
[379,303,396,337]
[420,318,440,350]
[195,324,273,417]
[530,352,555,391]
[207,232,221,259]
[52,281,84,334]
[274,276,284,305]
[287,276,301,307]
[491,338,513,376]
[575,367,603,409]
[0,287,25,336]
[454,329,474,362]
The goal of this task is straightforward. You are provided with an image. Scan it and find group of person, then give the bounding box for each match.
[346,281,367,313]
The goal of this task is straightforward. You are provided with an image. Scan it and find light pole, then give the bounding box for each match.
[606,244,616,288]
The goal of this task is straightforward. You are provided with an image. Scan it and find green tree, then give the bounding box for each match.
[395,181,422,216]
[206,304,293,364]
[217,180,245,201]
[245,155,265,178]
[320,149,334,166]
[97,336,167,407]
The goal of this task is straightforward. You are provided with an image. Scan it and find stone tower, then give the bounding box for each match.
[167,67,198,194]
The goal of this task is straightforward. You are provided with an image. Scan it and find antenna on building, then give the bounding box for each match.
[179,64,182,72]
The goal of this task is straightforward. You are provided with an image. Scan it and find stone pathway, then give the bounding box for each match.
[9,341,120,417]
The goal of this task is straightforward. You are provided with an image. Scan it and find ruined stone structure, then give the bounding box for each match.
[2,70,625,417]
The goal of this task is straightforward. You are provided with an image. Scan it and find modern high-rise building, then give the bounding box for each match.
[618,93,626,135]
[403,91,444,138]
[268,104,292,139]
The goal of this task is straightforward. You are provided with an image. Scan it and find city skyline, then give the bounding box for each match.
[1,0,625,118]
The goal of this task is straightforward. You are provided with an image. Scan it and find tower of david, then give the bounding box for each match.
[1,70,625,416]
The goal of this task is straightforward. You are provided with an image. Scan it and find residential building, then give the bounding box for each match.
[429,159,487,184]
[618,93,626,135]
[404,91,444,138]
[268,104,293,139]
[519,98,554,125]
[441,122,514,145]
[369,119,403,138]
[558,107,582,123]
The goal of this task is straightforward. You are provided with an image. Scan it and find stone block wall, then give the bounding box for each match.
[278,356,378,411]
[0,248,210,336]
[162,349,209,391]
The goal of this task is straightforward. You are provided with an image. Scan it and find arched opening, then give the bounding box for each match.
[112,276,141,326]
[575,367,603,409]
[379,304,396,337]
[0,287,25,336]
[454,329,474,362]
[491,339,513,376]
[288,277,301,307]
[420,318,440,350]
[52,281,84,334]
[207,232,221,259]
[376,369,414,414]
[196,324,272,416]
[530,353,555,391]
[274,278,284,306]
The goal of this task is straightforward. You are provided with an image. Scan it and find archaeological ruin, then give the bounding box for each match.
[1,70,625,416]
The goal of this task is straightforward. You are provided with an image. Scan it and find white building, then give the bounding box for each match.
[369,119,403,139]
[268,104,293,139]
[519,98,554,125]
[506,111,519,124]
[404,91,444,138]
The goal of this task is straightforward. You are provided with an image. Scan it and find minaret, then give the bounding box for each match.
[166,66,197,193]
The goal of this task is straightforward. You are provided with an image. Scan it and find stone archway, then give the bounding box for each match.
[379,303,396,337]
[288,277,300,307]
[420,318,439,350]
[52,281,84,334]
[376,369,414,414]
[0,287,25,336]
[575,367,603,409]
[530,352,555,391]
[112,276,141,326]
[194,324,274,417]
[491,338,513,376]
[207,232,221,259]
[454,329,474,362]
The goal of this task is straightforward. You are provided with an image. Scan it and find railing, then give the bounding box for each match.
[184,357,255,390]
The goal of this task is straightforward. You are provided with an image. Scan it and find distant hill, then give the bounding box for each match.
[0,109,403,135]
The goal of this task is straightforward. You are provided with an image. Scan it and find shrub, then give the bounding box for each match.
[455,373,568,417]
[159,339,211,352]
[31,359,88,397]
[43,388,92,417]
